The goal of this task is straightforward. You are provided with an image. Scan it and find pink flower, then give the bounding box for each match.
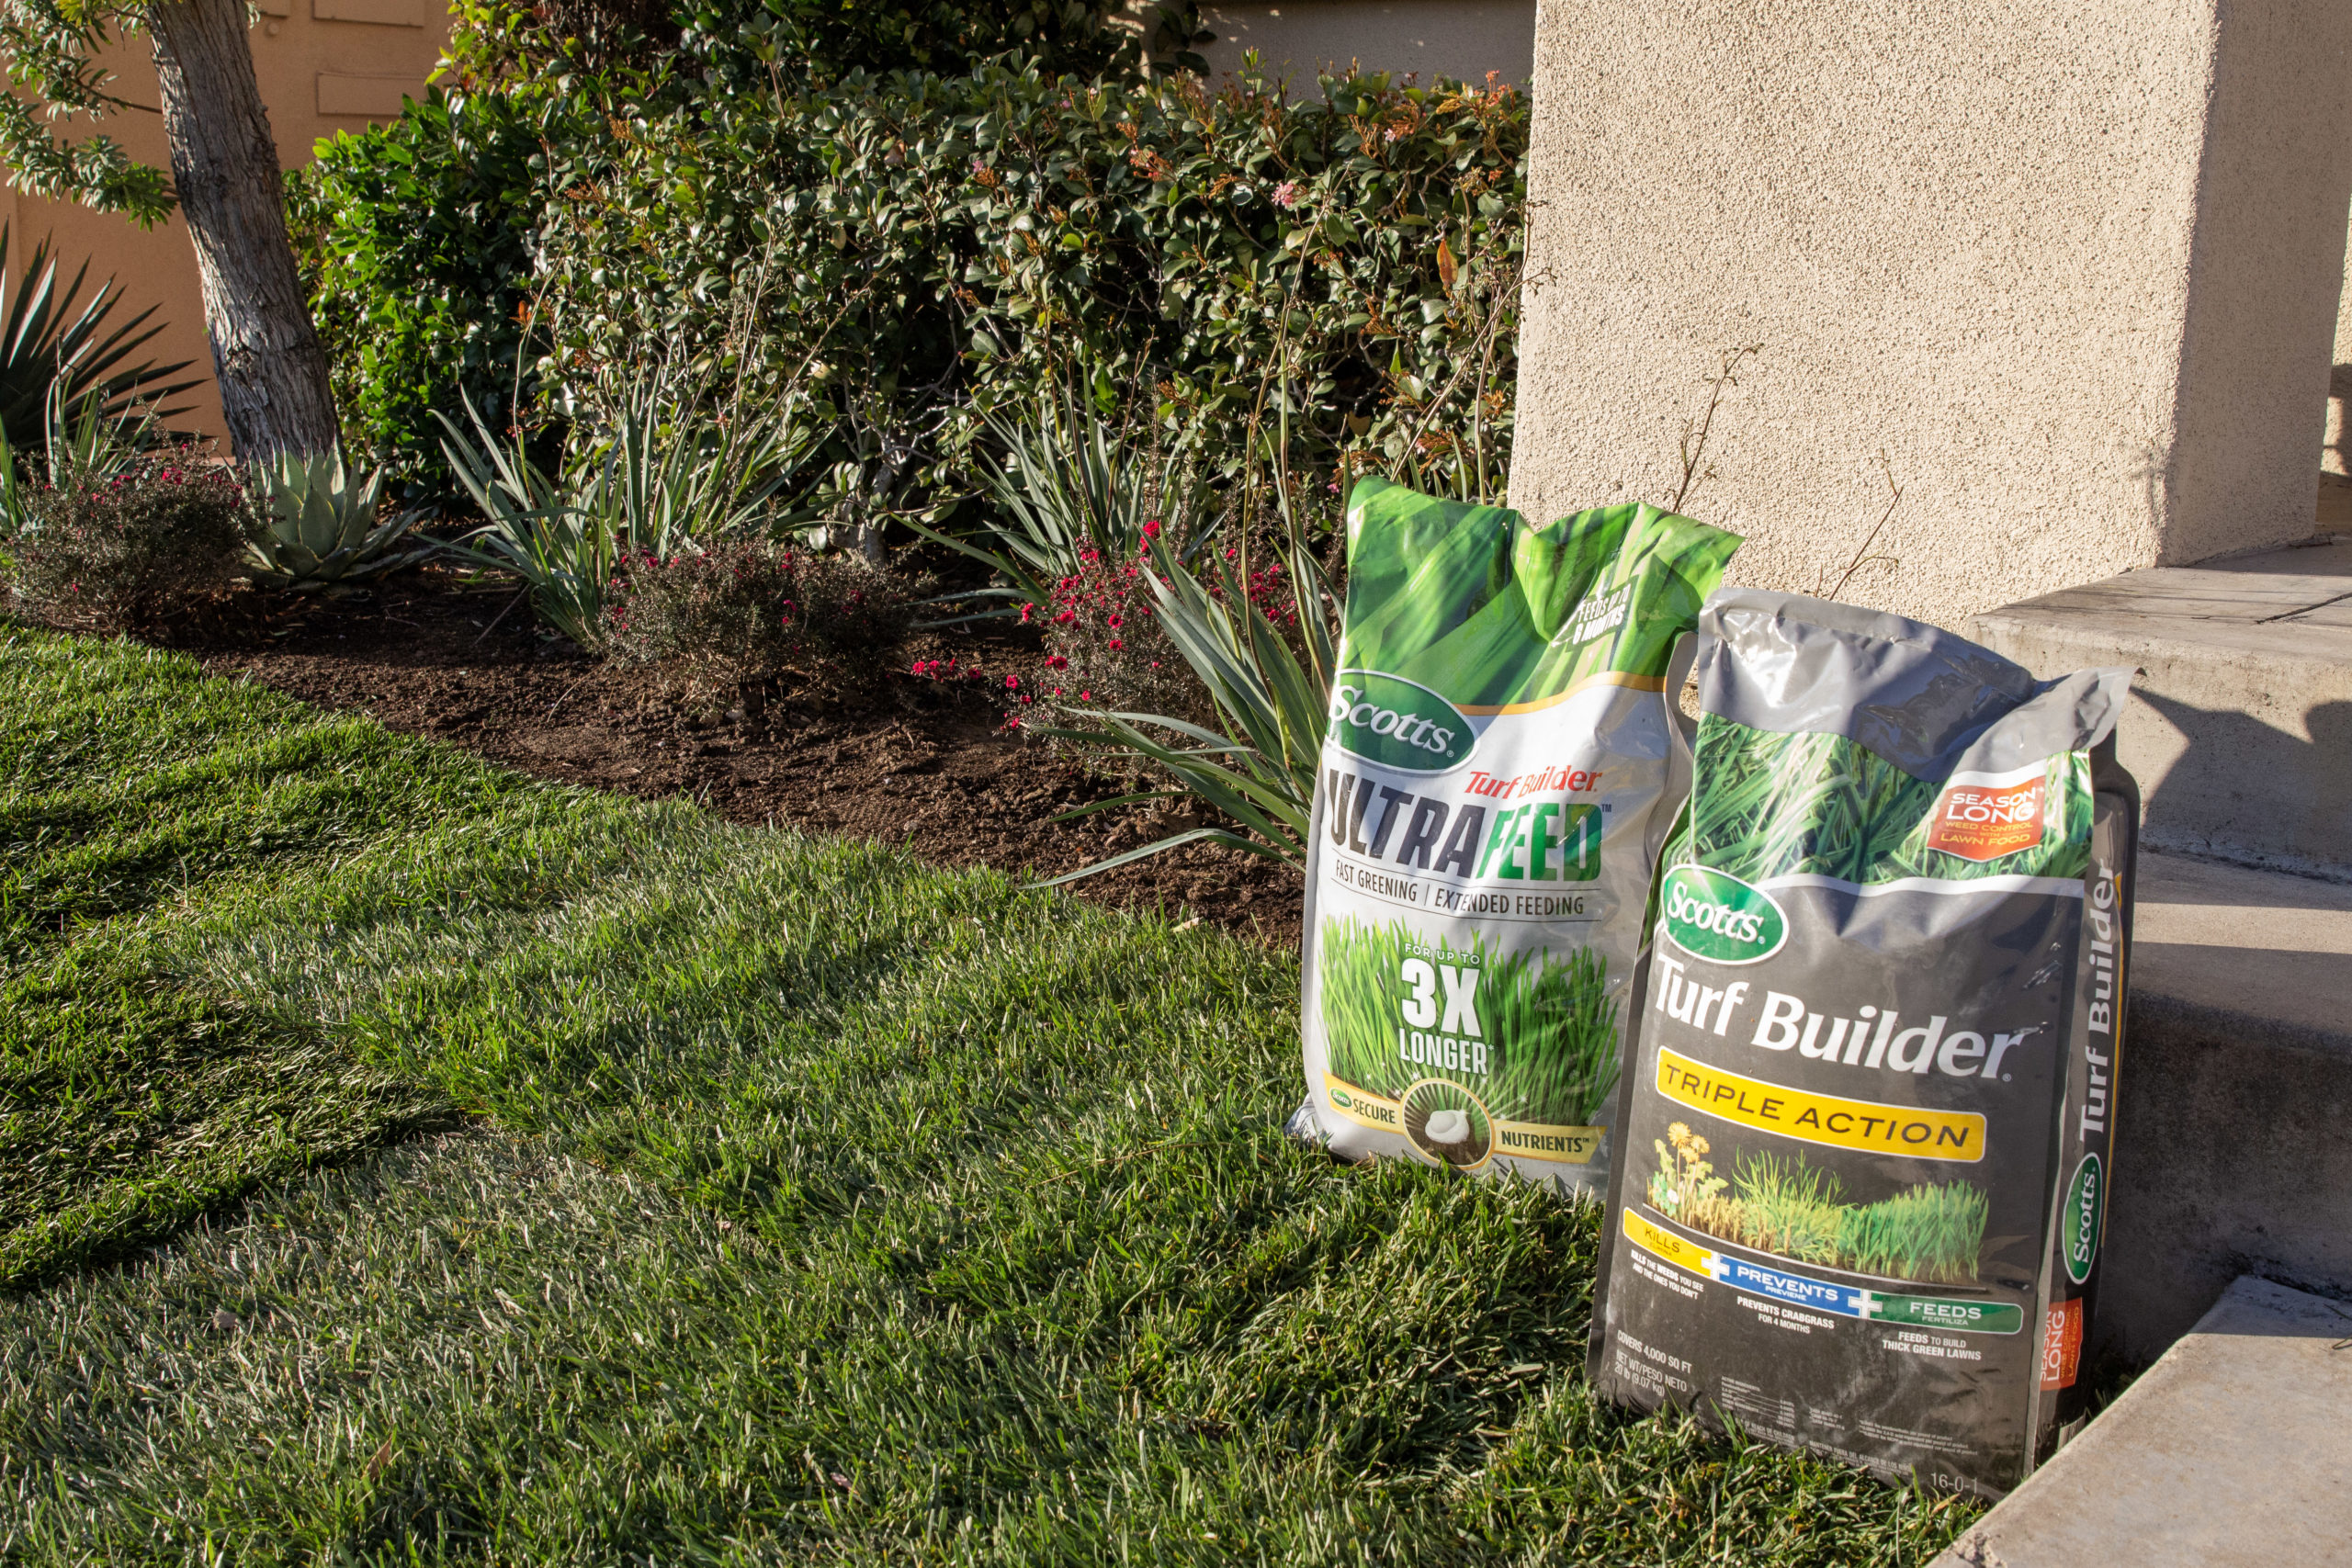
[1045,653,1069,670]
[1080,690,1093,701]
[1105,614,1123,629]
[1019,603,1035,624]
[1273,180,1300,209]
[1004,673,1021,690]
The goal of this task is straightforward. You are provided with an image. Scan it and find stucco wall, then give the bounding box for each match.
[1510,1,2352,630]
[3,1,450,442]
[1194,2,1535,89]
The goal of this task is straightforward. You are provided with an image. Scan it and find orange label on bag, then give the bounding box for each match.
[1928,773,2046,862]
[2040,1297,2083,1389]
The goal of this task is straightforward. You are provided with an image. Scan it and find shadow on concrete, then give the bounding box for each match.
[2132,689,2352,876]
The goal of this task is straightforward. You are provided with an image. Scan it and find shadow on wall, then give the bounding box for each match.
[2134,688,2352,875]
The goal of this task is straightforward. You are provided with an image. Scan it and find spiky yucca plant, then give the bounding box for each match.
[0,224,196,447]
[243,449,428,588]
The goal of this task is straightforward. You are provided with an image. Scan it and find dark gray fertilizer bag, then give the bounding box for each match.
[1588,588,2138,1498]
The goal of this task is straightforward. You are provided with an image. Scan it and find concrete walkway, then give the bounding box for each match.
[1931,1276,2352,1568]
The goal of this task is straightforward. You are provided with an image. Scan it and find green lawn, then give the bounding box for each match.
[0,626,1982,1562]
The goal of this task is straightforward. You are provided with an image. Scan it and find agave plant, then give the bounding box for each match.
[0,224,198,448]
[243,448,430,588]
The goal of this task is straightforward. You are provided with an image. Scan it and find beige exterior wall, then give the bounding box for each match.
[1510,1,2352,631]
[1193,2,1535,88]
[3,2,451,441]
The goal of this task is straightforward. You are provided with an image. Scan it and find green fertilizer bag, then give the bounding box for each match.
[1287,478,1739,1190]
[1588,589,2138,1497]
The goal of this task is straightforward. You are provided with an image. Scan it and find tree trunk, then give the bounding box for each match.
[147,0,338,459]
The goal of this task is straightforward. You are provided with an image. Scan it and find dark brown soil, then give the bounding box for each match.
[181,572,1305,948]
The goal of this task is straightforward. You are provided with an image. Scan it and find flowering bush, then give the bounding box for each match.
[999,529,1204,735]
[994,522,1312,740]
[602,542,919,695]
[5,449,252,628]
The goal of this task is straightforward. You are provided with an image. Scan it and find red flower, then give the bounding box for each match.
[1142,519,1161,539]
[1019,603,1035,624]
[1045,653,1069,670]
[1108,639,1124,650]
[1004,673,1022,690]
[1104,614,1123,628]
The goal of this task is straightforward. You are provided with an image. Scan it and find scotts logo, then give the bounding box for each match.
[1328,671,1475,772]
[2063,1154,2103,1283]
[1659,865,1788,964]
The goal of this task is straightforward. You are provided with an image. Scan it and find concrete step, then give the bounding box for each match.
[2317,469,2352,533]
[1930,1276,2352,1567]
[1974,539,2352,881]
[2103,852,2352,1360]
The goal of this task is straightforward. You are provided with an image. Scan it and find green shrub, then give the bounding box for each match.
[289,87,548,500]
[6,448,252,628]
[296,52,1524,511]
[536,62,1524,512]
[450,0,1167,86]
[605,542,919,695]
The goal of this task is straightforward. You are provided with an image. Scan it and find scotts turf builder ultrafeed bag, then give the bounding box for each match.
[1589,589,2139,1497]
[1288,478,1739,1190]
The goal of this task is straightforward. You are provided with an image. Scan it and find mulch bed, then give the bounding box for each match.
[174,571,1305,949]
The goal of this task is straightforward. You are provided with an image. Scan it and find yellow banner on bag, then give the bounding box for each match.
[1492,1120,1603,1164]
[1623,1207,1717,1274]
[1654,1047,1985,1162]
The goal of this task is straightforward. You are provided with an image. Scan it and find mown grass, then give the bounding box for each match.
[0,626,1984,1562]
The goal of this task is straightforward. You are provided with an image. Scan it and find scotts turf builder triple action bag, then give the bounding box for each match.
[1288,478,1739,1190]
[1589,589,2138,1497]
